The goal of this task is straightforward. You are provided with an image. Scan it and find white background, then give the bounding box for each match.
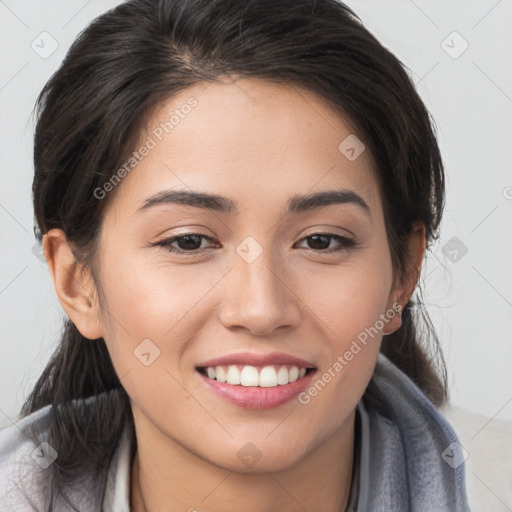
[1,0,511,431]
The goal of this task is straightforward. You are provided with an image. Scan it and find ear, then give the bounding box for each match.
[382,222,426,335]
[43,228,104,340]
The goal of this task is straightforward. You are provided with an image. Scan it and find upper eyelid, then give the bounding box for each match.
[157,231,351,240]
[155,232,354,248]
[154,233,217,246]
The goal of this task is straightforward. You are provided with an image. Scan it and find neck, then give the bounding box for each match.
[131,411,355,512]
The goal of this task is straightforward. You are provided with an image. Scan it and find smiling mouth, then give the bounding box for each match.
[196,364,316,388]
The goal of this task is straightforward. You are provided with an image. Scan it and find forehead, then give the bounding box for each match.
[103,77,381,219]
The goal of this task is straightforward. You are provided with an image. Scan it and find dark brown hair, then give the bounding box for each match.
[25,0,446,507]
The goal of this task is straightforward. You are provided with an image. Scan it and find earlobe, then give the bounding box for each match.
[382,295,403,335]
[383,222,426,335]
[43,229,104,340]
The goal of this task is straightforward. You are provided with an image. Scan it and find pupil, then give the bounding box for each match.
[309,235,329,250]
[179,235,201,250]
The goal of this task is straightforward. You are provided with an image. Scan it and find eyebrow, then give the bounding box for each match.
[136,189,371,217]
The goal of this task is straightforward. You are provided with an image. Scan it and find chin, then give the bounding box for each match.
[203,437,311,475]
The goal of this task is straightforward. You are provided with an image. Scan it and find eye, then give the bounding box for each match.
[152,232,356,256]
[294,233,356,253]
[153,233,218,254]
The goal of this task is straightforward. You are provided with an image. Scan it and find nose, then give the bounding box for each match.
[217,246,302,337]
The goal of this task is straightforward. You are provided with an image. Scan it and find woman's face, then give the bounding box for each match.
[91,77,402,472]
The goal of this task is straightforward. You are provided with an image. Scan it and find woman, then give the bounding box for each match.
[0,0,469,510]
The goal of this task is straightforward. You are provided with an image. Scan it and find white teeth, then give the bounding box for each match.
[226,365,241,385]
[277,366,289,385]
[240,366,259,386]
[259,366,278,387]
[215,365,227,383]
[203,364,309,387]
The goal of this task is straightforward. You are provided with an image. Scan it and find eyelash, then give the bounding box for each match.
[153,232,357,255]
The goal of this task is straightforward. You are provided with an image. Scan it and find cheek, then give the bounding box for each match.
[96,253,229,380]
[99,253,220,333]
[295,255,393,412]
[304,257,393,339]
[95,260,207,425]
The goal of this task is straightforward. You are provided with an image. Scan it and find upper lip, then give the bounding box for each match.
[197,351,316,369]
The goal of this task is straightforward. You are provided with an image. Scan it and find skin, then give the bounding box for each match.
[44,77,425,512]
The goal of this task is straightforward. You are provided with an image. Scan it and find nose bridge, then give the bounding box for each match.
[242,249,284,300]
[218,236,301,334]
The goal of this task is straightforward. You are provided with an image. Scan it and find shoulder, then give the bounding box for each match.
[0,404,55,510]
[355,354,470,512]
[367,353,463,444]
[0,394,129,511]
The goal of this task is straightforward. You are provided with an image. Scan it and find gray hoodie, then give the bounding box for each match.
[0,354,469,511]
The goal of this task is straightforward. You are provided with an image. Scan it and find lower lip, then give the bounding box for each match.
[198,370,316,410]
